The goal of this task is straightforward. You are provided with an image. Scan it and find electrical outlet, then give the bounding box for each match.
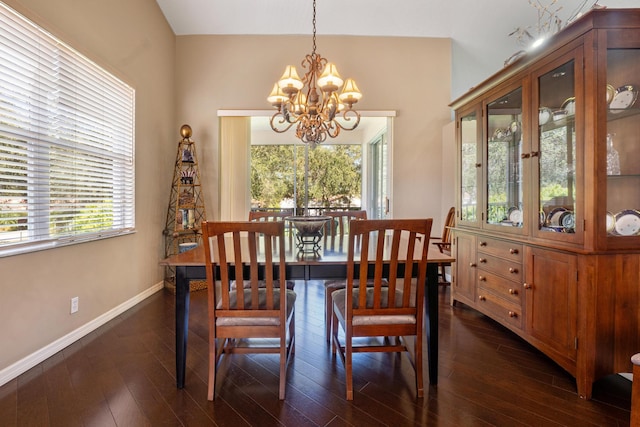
[71,297,79,314]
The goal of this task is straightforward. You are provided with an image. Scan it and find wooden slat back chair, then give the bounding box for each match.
[323,210,367,251]
[248,210,291,222]
[331,218,433,400]
[248,210,295,276]
[432,206,455,286]
[202,220,295,400]
[323,210,368,341]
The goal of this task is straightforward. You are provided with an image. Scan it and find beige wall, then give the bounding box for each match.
[175,35,452,226]
[0,0,175,375]
[0,6,453,382]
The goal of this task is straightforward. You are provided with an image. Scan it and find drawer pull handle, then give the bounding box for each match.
[469,262,477,268]
[509,248,519,255]
[478,276,486,281]
[508,288,517,295]
[478,295,486,301]
[508,311,517,318]
[509,267,518,274]
[479,241,487,247]
[479,258,487,263]
[523,283,532,290]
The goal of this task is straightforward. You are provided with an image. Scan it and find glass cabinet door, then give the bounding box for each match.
[485,86,524,231]
[533,52,583,243]
[458,107,481,226]
[605,47,640,242]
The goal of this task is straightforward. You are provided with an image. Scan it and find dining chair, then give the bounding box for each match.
[330,218,433,400]
[202,220,296,400]
[248,210,292,222]
[431,206,455,286]
[322,210,368,341]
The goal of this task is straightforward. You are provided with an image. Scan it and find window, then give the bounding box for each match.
[0,2,135,257]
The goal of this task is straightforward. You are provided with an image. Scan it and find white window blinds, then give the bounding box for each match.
[0,2,135,257]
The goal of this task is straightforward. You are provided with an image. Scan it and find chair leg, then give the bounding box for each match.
[415,331,424,398]
[279,332,286,400]
[324,285,332,342]
[331,303,339,354]
[207,337,217,401]
[345,329,353,400]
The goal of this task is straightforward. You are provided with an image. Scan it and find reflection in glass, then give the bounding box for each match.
[538,60,576,233]
[486,87,523,227]
[460,113,477,222]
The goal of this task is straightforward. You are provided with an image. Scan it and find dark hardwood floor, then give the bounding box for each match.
[0,282,632,426]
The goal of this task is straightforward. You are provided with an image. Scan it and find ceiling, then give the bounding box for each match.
[154,1,639,39]
[155,0,640,98]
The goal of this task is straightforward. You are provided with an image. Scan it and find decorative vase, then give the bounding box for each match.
[606,133,621,175]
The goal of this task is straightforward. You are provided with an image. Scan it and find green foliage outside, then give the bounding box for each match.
[251,144,362,210]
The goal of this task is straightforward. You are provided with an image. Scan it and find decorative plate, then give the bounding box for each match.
[606,211,615,233]
[548,207,567,226]
[561,97,576,115]
[539,107,552,125]
[553,109,568,121]
[614,209,640,236]
[606,84,616,105]
[609,85,638,113]
[539,211,546,226]
[508,208,523,224]
[560,211,575,229]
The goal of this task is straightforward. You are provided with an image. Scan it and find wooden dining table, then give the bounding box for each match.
[160,231,455,389]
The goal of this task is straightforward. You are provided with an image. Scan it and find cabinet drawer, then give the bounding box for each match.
[476,290,523,329]
[477,237,523,261]
[477,270,522,305]
[477,253,522,281]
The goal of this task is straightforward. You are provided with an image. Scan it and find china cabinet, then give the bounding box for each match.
[450,9,640,399]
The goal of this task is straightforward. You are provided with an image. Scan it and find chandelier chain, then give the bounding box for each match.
[312,0,317,56]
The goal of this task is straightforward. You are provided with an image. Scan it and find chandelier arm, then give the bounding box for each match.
[270,111,297,134]
[334,110,361,131]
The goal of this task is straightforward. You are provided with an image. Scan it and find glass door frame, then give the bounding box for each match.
[481,78,530,236]
[530,47,585,244]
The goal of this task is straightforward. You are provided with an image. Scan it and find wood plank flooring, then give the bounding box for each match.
[0,282,632,426]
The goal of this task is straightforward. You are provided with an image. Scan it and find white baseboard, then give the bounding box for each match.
[0,282,165,387]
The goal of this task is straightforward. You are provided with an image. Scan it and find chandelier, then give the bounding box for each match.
[267,0,362,145]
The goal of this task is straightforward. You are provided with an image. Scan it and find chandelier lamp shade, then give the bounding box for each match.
[267,0,362,145]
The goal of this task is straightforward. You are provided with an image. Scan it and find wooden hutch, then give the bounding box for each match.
[450,9,640,399]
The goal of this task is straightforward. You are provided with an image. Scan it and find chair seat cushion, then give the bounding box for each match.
[332,287,416,326]
[216,288,296,326]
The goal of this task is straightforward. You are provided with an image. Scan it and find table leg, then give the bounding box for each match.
[425,263,438,385]
[175,266,191,388]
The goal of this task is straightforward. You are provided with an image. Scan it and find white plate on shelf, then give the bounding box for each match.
[548,207,567,226]
[609,85,638,113]
[606,211,616,233]
[614,209,640,236]
[562,97,576,116]
[508,208,523,224]
[606,84,616,105]
[561,211,575,229]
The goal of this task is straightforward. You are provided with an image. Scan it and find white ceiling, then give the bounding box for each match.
[155,0,640,97]
[155,0,640,38]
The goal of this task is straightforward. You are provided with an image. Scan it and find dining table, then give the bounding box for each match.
[159,229,455,389]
